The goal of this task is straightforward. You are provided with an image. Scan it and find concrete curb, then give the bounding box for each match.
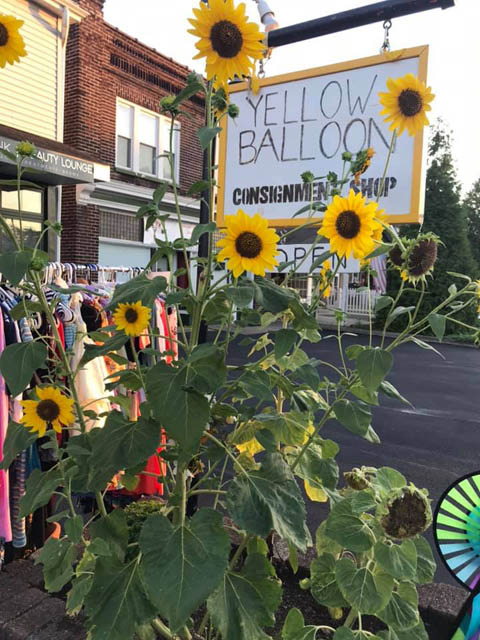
[211,321,478,348]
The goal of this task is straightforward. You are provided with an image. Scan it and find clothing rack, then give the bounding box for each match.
[43,263,146,286]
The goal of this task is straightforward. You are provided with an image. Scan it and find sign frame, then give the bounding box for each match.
[217,45,429,228]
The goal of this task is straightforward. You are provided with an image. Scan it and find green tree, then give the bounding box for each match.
[464,177,480,269]
[383,121,478,332]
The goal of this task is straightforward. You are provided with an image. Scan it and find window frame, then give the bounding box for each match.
[115,98,180,182]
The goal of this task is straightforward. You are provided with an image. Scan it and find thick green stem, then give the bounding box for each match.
[345,608,359,629]
[95,491,107,518]
[151,618,174,640]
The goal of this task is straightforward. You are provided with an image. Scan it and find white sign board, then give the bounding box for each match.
[278,244,359,274]
[218,46,428,227]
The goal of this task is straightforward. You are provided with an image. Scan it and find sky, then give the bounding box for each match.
[103,0,479,193]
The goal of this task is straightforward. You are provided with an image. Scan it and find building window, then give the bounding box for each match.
[116,99,180,181]
[0,188,44,252]
[100,210,143,242]
[116,103,134,169]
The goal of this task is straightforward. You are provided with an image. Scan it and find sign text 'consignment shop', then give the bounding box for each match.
[217,46,428,227]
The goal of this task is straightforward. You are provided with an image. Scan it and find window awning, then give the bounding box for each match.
[0,125,110,186]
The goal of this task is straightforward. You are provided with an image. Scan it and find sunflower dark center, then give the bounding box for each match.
[235,231,262,258]
[36,399,60,422]
[210,20,243,58]
[125,308,139,323]
[398,89,422,117]
[408,239,438,276]
[0,24,8,47]
[335,210,361,239]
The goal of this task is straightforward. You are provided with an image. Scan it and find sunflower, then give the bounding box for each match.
[113,301,151,337]
[353,147,375,185]
[319,260,332,298]
[401,233,439,283]
[318,189,380,260]
[379,73,434,137]
[21,387,75,437]
[0,14,27,68]
[188,0,265,87]
[217,209,279,277]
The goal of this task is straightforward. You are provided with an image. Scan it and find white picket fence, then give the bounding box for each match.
[325,287,382,315]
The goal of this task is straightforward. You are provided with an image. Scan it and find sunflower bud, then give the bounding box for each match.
[327,171,338,186]
[380,486,432,540]
[301,171,314,184]
[212,86,228,114]
[328,607,343,621]
[186,71,201,85]
[160,95,179,115]
[344,468,370,491]
[16,141,36,158]
[227,103,240,119]
[29,256,47,272]
[342,151,352,162]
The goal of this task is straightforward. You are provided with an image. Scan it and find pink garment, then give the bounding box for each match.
[0,311,12,543]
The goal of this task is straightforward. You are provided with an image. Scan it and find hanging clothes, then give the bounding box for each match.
[70,293,112,433]
[0,309,12,547]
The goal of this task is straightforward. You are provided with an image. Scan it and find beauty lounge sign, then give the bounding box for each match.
[217,46,428,227]
[0,135,94,183]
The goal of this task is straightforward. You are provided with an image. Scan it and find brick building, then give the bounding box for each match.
[62,0,205,271]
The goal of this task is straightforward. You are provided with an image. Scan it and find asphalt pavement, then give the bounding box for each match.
[226,330,480,585]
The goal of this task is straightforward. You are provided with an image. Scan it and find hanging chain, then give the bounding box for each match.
[380,19,392,54]
[258,56,267,79]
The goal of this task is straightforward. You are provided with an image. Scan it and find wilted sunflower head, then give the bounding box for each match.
[402,233,439,283]
[380,486,432,539]
[188,0,265,87]
[344,468,370,491]
[0,14,27,68]
[379,73,434,137]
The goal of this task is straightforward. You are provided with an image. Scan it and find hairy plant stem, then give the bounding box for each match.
[129,336,147,391]
[168,114,192,299]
